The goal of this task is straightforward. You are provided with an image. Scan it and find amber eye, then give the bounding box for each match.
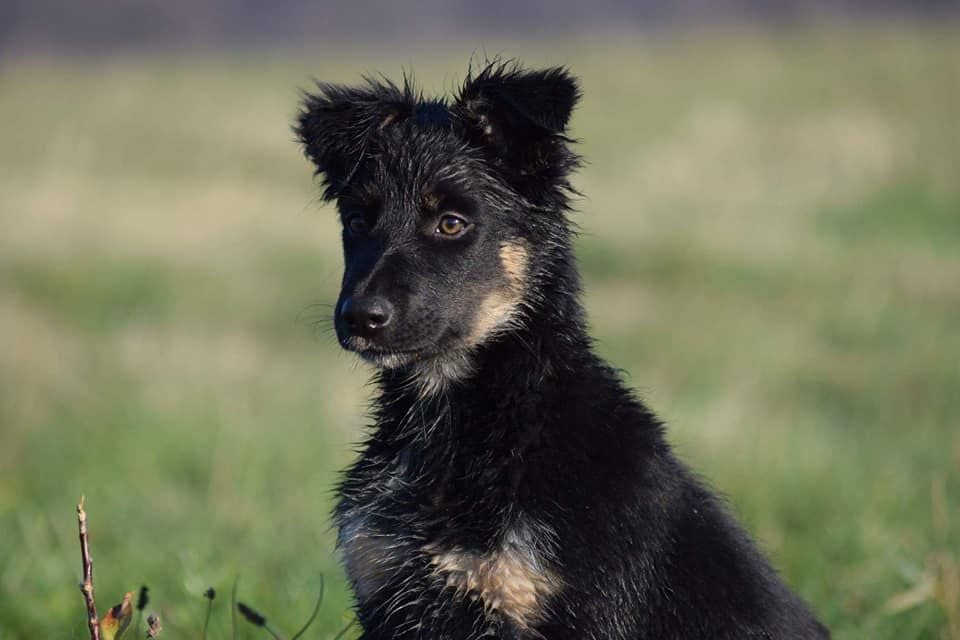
[346,215,369,236]
[436,214,469,237]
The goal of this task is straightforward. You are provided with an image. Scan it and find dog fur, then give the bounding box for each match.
[295,60,829,639]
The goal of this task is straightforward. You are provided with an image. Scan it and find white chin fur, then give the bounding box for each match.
[407,355,474,399]
[357,349,471,398]
[360,350,415,369]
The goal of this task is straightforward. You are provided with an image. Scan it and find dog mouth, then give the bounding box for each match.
[357,348,421,369]
[340,335,426,369]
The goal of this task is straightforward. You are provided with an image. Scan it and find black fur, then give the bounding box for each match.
[295,60,829,639]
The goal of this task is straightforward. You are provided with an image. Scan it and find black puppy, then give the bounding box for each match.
[295,61,828,639]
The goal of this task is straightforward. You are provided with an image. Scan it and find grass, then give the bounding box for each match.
[1,22,959,639]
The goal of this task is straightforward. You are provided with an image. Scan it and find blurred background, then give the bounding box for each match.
[1,1,958,638]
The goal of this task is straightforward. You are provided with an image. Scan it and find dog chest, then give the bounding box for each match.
[339,505,563,630]
[425,532,563,630]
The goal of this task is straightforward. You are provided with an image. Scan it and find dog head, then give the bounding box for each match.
[295,62,580,390]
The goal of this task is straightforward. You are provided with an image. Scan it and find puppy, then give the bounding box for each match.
[295,61,829,639]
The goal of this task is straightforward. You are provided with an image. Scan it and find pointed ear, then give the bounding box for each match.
[294,78,414,200]
[452,62,581,189]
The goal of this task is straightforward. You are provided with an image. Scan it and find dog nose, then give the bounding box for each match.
[340,296,394,337]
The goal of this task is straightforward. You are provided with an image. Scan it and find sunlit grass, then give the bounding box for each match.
[1,23,958,639]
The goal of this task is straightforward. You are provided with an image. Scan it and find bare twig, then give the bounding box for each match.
[77,497,101,640]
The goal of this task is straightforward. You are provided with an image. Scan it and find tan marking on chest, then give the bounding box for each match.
[427,544,561,629]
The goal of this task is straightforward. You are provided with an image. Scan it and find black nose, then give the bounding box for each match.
[339,296,394,338]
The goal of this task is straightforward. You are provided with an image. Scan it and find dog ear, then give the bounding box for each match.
[453,62,581,191]
[295,78,414,200]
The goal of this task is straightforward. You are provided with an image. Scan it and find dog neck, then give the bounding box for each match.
[374,260,594,438]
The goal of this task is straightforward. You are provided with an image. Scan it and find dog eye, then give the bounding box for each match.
[436,214,469,238]
[345,215,369,236]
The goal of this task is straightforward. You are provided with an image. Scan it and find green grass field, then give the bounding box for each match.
[1,24,958,639]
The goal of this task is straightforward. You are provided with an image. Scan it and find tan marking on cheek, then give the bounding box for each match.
[466,241,529,346]
[467,290,517,345]
[499,241,529,291]
[428,546,561,629]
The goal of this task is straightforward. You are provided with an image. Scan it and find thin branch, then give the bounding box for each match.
[77,497,101,640]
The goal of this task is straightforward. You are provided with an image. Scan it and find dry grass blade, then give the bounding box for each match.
[932,552,960,640]
[884,479,960,638]
[883,573,934,614]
